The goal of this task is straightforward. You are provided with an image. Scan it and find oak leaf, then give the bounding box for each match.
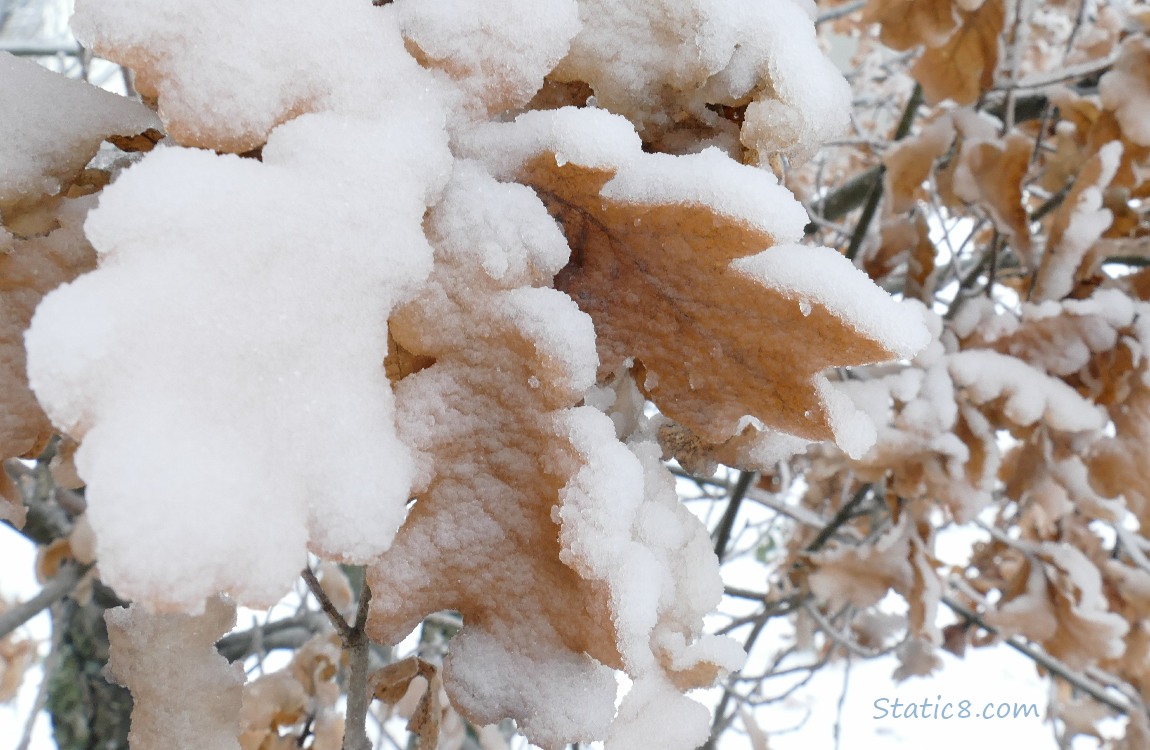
[368,159,743,748]
[863,0,961,52]
[952,131,1034,260]
[1033,142,1122,301]
[483,109,927,460]
[912,0,1004,105]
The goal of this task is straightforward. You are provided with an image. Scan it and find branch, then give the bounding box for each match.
[215,611,330,662]
[941,594,1131,715]
[302,566,374,750]
[712,471,755,562]
[0,562,92,640]
[844,84,923,261]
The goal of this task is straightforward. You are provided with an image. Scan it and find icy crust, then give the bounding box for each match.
[26,107,452,610]
[553,0,850,163]
[72,0,440,152]
[105,597,244,750]
[0,52,158,212]
[394,0,580,115]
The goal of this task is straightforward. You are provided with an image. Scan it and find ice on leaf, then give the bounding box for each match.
[105,597,244,750]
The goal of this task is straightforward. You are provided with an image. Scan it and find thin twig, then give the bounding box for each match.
[0,562,91,640]
[302,566,353,643]
[713,471,756,562]
[941,594,1130,715]
[343,577,374,750]
[833,654,852,750]
[845,85,923,261]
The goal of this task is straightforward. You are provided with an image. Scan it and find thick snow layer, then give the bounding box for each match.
[554,0,850,163]
[0,51,158,210]
[26,107,452,610]
[72,0,442,151]
[394,0,580,115]
[734,244,932,359]
[947,350,1105,433]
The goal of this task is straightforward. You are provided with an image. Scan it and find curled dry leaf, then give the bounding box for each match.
[953,131,1034,261]
[882,114,955,215]
[0,597,35,703]
[370,657,443,749]
[1033,142,1123,302]
[1099,36,1150,149]
[986,543,1128,670]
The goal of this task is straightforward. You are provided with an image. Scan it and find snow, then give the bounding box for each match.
[554,0,850,164]
[947,350,1105,433]
[25,107,453,610]
[394,0,580,115]
[0,51,158,210]
[602,147,811,241]
[734,244,932,359]
[71,0,444,152]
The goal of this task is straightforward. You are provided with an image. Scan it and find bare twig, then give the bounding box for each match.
[816,0,865,26]
[302,566,374,750]
[0,562,92,640]
[302,566,353,643]
[713,471,756,562]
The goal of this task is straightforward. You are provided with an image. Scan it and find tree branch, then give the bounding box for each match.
[712,471,755,562]
[0,562,92,640]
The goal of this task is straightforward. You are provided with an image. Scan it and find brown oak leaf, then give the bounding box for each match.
[863,0,962,52]
[912,0,1004,105]
[368,158,742,748]
[953,131,1034,260]
[487,111,927,458]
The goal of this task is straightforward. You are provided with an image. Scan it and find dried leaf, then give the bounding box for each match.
[987,544,1128,670]
[953,131,1034,260]
[495,114,925,459]
[863,0,961,51]
[1033,142,1122,301]
[912,0,1004,105]
[370,658,442,749]
[1,198,98,510]
[1099,36,1150,148]
[882,114,955,214]
[368,159,742,747]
